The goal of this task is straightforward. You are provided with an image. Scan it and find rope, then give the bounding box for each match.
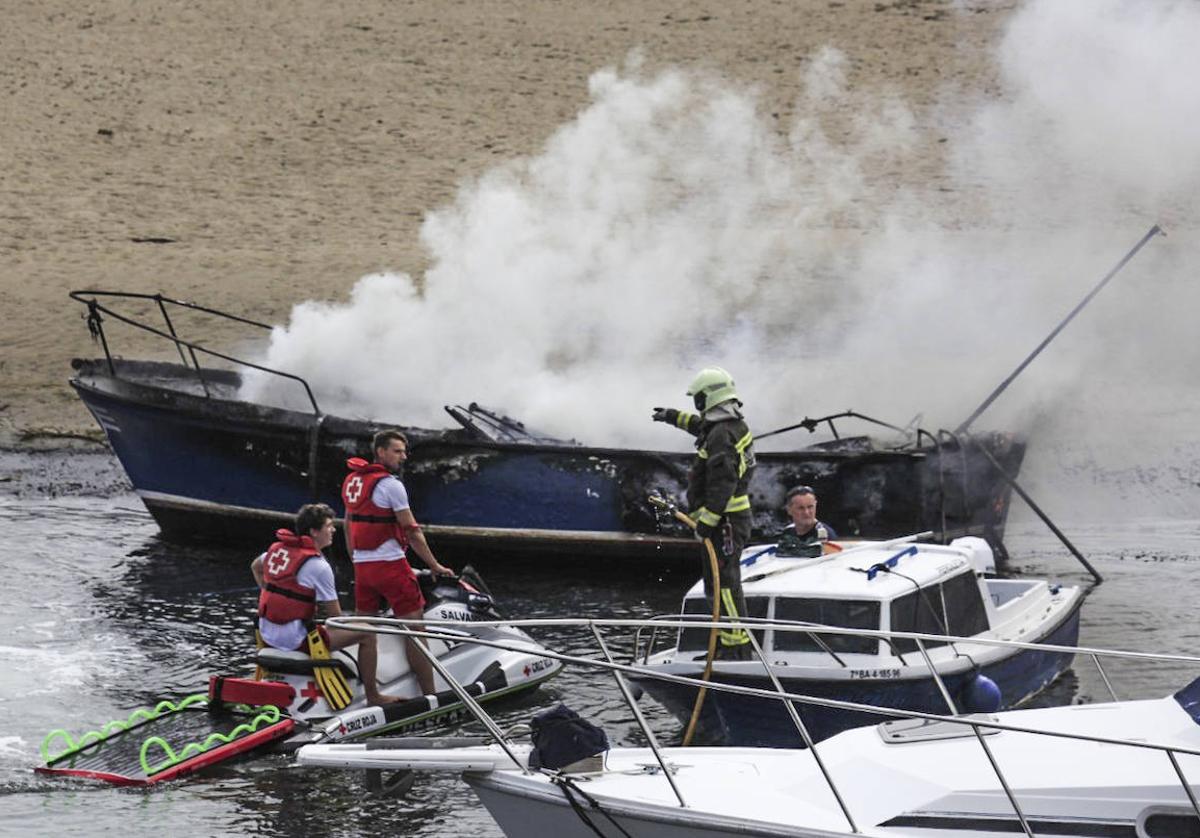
[551,774,636,838]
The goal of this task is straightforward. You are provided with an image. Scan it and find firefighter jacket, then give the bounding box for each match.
[660,404,756,528]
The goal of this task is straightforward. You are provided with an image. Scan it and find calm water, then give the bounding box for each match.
[2,489,1199,837]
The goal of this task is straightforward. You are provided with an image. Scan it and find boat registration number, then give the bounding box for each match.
[849,668,901,680]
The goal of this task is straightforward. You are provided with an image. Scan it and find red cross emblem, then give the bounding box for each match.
[345,475,364,504]
[266,548,290,575]
[523,664,531,677]
[300,680,321,700]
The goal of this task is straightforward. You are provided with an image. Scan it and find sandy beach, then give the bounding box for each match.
[0,0,1016,443]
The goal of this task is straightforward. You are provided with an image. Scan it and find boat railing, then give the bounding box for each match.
[534,613,1169,707]
[633,612,1008,675]
[68,289,322,415]
[324,613,1200,836]
[754,410,909,443]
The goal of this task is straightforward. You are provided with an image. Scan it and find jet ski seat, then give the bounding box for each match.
[255,648,355,678]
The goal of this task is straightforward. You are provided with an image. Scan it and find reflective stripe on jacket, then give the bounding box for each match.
[684,415,756,523]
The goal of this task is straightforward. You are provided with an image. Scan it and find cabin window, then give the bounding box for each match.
[941,571,989,637]
[678,596,768,652]
[889,586,949,653]
[772,599,880,655]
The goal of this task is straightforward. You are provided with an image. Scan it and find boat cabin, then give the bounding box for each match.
[671,538,1054,665]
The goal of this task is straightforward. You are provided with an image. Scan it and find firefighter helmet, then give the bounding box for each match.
[686,367,738,413]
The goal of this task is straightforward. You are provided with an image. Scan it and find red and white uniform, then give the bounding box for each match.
[257,530,322,624]
[342,458,425,615]
[257,530,338,651]
[341,457,409,558]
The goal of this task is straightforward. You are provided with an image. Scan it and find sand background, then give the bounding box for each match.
[1,0,1010,444]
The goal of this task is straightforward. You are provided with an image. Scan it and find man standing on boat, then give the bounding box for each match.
[776,485,838,558]
[653,367,755,660]
[342,430,454,696]
[252,503,401,706]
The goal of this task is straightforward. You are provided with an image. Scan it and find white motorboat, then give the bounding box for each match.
[296,619,1200,838]
[632,536,1085,745]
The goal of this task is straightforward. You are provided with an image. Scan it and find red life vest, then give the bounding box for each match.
[341,458,409,552]
[257,530,323,624]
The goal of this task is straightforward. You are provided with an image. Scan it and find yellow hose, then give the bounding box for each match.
[645,495,726,748]
[682,534,721,747]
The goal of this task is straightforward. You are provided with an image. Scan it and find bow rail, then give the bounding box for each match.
[323,613,1200,836]
[68,289,320,415]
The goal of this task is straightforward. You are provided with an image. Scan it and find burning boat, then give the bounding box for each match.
[67,290,1025,562]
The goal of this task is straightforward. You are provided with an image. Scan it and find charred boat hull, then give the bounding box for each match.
[70,358,1025,561]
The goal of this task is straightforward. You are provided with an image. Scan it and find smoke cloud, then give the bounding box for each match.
[243,0,1200,518]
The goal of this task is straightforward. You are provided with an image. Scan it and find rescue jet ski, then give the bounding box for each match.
[263,567,563,749]
[37,567,562,785]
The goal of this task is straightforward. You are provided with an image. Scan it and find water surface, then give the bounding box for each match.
[2,492,1198,836]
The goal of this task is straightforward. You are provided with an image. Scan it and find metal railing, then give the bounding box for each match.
[754,410,908,443]
[754,413,1037,564]
[325,613,1200,837]
[69,289,321,415]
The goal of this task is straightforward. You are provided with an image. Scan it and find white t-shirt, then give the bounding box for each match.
[351,475,411,564]
[258,553,339,651]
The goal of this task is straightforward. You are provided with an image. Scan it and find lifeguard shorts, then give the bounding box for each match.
[354,558,425,616]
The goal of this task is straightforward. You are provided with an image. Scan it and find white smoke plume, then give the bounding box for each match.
[243,0,1200,517]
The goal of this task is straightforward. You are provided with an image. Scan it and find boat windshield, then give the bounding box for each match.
[889,570,989,652]
[773,599,880,654]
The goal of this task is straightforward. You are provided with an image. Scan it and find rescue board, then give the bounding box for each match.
[37,693,294,786]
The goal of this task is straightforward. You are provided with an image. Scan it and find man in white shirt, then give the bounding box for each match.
[342,430,454,695]
[251,503,400,706]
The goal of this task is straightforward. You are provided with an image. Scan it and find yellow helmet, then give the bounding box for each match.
[686,367,738,413]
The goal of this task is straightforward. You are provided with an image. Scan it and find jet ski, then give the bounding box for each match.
[260,566,563,749]
[37,566,562,784]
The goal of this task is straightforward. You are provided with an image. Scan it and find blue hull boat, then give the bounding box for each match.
[67,291,1028,562]
[633,538,1086,744]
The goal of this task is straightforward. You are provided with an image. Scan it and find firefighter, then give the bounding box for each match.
[653,367,755,659]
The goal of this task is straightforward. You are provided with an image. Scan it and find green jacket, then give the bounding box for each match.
[775,522,836,558]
